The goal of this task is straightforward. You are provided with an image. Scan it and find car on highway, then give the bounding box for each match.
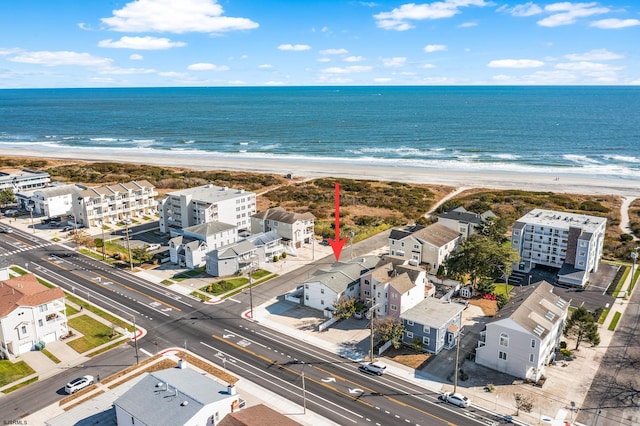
[64,375,94,394]
[439,392,471,408]
[0,227,13,233]
[360,361,387,376]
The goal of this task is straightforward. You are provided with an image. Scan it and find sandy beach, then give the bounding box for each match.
[2,148,639,197]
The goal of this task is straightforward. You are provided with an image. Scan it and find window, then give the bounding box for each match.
[580,241,586,247]
[305,284,309,289]
[392,293,398,299]
[423,337,430,345]
[364,290,370,296]
[498,351,507,361]
[320,300,324,305]
[423,326,431,334]
[305,295,309,300]
[407,320,414,326]
[499,332,509,347]
[320,289,324,294]
[545,311,556,321]
[533,325,545,336]
[529,354,535,362]
[38,319,43,327]
[531,339,536,348]
[406,331,413,339]
[579,251,586,257]
[391,304,397,311]
[39,304,48,312]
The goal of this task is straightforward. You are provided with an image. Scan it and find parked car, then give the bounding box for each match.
[64,375,94,394]
[319,239,330,246]
[4,209,18,215]
[360,361,387,376]
[0,227,13,233]
[439,392,471,408]
[62,226,74,232]
[146,243,161,251]
[353,309,367,320]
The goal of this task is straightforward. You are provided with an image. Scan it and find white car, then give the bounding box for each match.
[0,227,13,234]
[146,243,161,251]
[4,209,18,215]
[64,375,94,394]
[439,392,471,408]
[360,361,387,376]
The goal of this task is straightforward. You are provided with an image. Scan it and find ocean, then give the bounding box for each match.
[1,86,639,180]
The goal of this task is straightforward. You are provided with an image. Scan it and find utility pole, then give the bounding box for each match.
[131,313,139,365]
[454,332,460,393]
[368,299,378,362]
[124,221,133,271]
[248,254,257,319]
[101,221,106,260]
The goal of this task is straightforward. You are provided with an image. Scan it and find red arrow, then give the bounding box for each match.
[328,182,348,261]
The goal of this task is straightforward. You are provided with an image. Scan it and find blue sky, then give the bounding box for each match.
[1,0,639,88]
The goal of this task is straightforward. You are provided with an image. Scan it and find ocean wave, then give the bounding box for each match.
[563,154,601,165]
[347,146,449,157]
[1,139,639,179]
[491,153,520,160]
[603,154,640,163]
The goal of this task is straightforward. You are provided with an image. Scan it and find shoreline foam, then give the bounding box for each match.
[1,148,638,197]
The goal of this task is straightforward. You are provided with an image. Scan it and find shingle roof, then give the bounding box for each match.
[389,272,415,294]
[184,221,236,237]
[491,281,568,339]
[401,297,464,327]
[251,207,315,224]
[439,206,496,224]
[0,274,65,316]
[218,404,301,426]
[413,223,461,247]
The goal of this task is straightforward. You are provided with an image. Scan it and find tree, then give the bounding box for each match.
[476,216,508,243]
[563,306,601,350]
[514,393,533,415]
[333,296,357,320]
[373,317,405,349]
[445,234,519,287]
[131,247,153,266]
[69,229,93,247]
[0,189,16,207]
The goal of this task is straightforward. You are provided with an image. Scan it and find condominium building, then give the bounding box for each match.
[158,184,256,233]
[511,209,606,287]
[73,180,157,228]
[0,168,50,192]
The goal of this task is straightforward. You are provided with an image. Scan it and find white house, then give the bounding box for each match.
[159,184,256,234]
[113,366,245,426]
[303,256,379,314]
[250,207,315,249]
[388,223,461,273]
[169,221,238,269]
[511,209,607,287]
[17,184,85,217]
[438,206,496,239]
[73,180,157,228]
[360,257,427,319]
[475,281,569,382]
[0,274,67,357]
[0,168,50,192]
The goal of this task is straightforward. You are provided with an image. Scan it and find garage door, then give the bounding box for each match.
[43,332,56,344]
[18,340,33,354]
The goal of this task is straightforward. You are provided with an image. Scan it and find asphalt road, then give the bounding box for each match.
[0,225,511,425]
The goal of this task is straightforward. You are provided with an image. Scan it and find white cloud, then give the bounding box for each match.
[487,59,545,68]
[564,48,622,61]
[101,0,259,33]
[158,71,190,78]
[374,77,393,82]
[458,22,477,27]
[129,54,144,60]
[317,57,331,62]
[320,48,348,55]
[264,81,286,85]
[375,0,489,31]
[344,56,365,62]
[555,61,622,72]
[98,67,156,75]
[187,63,229,71]
[589,18,640,29]
[228,80,247,85]
[382,57,407,67]
[9,50,113,67]
[424,44,447,53]
[422,63,436,69]
[0,48,21,56]
[278,44,312,51]
[98,36,186,50]
[258,64,273,69]
[499,2,543,17]
[537,2,609,27]
[322,65,372,74]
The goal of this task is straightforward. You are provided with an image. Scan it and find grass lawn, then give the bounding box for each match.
[66,304,80,316]
[493,283,514,297]
[201,277,249,296]
[66,315,122,353]
[251,269,271,280]
[41,348,62,364]
[0,360,36,387]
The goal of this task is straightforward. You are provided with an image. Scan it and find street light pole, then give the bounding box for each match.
[124,221,133,271]
[101,221,106,260]
[248,254,257,319]
[454,332,460,393]
[368,299,378,362]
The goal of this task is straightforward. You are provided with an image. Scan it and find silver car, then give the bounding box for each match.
[64,375,94,394]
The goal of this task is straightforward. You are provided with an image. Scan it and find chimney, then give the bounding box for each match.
[227,384,236,395]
